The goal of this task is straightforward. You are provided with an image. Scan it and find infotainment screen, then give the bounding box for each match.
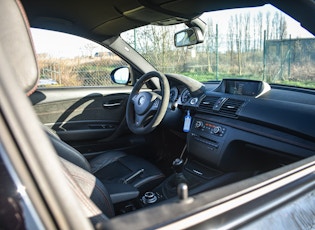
[225,80,262,96]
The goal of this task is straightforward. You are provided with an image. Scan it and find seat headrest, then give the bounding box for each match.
[0,0,38,95]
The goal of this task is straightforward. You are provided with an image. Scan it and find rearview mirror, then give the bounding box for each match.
[174,27,204,47]
[110,66,130,84]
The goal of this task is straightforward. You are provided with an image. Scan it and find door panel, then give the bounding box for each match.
[29,29,150,155]
[29,87,147,153]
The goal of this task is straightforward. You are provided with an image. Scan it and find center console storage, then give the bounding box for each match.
[160,160,223,199]
[106,183,140,214]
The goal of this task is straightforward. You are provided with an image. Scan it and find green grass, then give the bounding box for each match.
[271,80,315,89]
[181,72,263,82]
[180,72,315,89]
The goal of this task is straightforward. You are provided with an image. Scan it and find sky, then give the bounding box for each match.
[31,29,103,58]
[200,4,313,38]
[31,4,314,58]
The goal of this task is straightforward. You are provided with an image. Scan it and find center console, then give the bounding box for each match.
[124,115,252,212]
[138,158,244,208]
[188,116,229,166]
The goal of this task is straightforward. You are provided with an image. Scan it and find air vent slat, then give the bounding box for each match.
[198,97,245,118]
[220,99,244,117]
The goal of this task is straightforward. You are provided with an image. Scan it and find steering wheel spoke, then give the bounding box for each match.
[151,98,160,110]
[134,111,150,127]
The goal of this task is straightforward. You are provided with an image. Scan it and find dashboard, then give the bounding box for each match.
[166,74,315,170]
[170,79,271,110]
[169,86,202,108]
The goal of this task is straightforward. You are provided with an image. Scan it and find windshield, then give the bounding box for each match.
[121,4,315,89]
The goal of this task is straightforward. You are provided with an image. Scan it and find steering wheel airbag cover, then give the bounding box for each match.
[134,92,153,115]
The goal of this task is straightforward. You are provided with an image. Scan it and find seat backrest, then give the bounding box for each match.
[44,126,92,172]
[0,0,38,95]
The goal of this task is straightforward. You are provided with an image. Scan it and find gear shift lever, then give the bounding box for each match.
[172,158,187,186]
[173,158,184,173]
[163,145,189,198]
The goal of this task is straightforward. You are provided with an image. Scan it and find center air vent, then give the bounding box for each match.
[198,96,245,118]
[219,99,245,117]
[198,96,221,113]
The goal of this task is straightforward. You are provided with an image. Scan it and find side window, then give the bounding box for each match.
[31,28,128,87]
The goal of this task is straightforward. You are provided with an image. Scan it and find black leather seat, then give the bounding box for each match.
[2,0,164,224]
[60,158,116,219]
[46,128,164,193]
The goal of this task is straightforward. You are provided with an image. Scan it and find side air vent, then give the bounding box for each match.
[198,96,221,113]
[219,99,245,118]
[198,97,245,118]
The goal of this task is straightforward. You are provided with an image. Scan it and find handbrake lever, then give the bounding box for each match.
[122,169,144,184]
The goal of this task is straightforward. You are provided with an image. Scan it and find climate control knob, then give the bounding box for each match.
[195,121,204,129]
[213,126,222,134]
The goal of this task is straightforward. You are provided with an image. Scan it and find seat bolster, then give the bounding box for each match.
[61,159,115,218]
[46,129,91,172]
[89,151,127,173]
[91,152,165,192]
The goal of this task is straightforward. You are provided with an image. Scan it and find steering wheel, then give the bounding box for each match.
[126,71,170,134]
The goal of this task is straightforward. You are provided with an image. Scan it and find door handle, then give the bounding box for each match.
[103,102,121,108]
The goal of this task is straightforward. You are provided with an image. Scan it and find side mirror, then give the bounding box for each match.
[110,66,130,84]
[174,27,204,47]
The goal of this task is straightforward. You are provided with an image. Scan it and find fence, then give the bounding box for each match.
[37,37,315,87]
[38,55,127,87]
[154,36,315,85]
[264,38,315,83]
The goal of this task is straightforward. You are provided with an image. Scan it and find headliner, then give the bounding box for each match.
[21,0,315,42]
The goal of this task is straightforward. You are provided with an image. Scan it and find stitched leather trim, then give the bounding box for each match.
[72,175,115,218]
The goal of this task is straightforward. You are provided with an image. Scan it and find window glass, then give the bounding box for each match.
[31,29,128,87]
[121,4,315,89]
